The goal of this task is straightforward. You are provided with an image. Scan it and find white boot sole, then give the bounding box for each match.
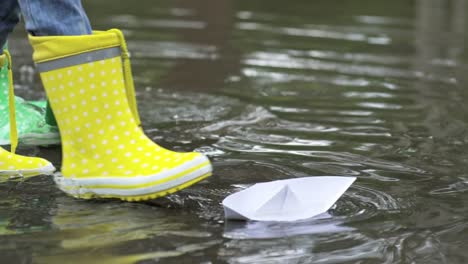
[54,155,212,201]
[0,162,56,178]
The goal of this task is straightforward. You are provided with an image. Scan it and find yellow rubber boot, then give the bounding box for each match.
[0,52,55,178]
[0,147,54,178]
[29,29,212,201]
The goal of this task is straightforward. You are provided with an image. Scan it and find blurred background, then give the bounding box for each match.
[1,0,468,263]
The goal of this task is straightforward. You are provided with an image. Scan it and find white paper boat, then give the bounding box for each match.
[222,176,356,222]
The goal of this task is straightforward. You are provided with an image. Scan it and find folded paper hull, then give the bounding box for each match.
[223,176,356,222]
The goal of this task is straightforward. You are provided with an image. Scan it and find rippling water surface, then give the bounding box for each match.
[2,0,468,263]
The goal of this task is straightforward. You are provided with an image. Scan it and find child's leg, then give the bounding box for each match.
[17,0,92,127]
[17,0,92,36]
[0,0,20,48]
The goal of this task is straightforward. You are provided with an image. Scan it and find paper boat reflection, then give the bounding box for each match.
[223,213,354,239]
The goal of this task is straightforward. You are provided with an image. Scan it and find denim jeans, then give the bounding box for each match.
[0,0,92,49]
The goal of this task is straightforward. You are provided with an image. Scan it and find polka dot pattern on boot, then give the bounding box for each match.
[41,57,200,178]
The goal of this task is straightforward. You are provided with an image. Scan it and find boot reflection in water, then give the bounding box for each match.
[0,0,212,200]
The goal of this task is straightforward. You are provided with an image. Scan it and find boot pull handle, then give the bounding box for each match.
[109,29,142,128]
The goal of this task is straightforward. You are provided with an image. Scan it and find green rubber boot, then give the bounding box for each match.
[0,44,60,146]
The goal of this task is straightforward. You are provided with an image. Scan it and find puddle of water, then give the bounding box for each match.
[2,0,468,263]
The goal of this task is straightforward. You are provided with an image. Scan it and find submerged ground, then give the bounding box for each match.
[1,0,468,263]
